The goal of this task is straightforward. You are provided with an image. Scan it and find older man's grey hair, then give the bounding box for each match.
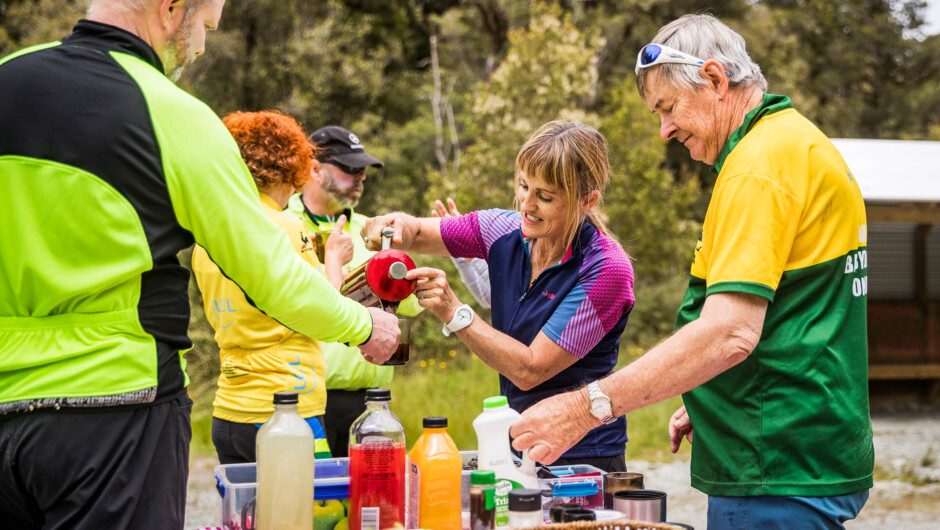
[636,14,767,99]
[87,0,213,18]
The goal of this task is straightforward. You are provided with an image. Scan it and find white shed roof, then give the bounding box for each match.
[830,139,940,203]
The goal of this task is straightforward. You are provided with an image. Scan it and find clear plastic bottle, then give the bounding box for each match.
[407,416,462,529]
[349,389,406,530]
[255,392,314,530]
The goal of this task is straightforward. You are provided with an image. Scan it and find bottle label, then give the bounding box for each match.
[406,460,420,528]
[350,443,406,530]
[493,478,525,528]
[360,507,380,530]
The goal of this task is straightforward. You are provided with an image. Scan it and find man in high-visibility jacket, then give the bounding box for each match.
[0,2,398,528]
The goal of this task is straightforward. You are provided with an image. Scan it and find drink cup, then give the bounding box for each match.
[611,489,666,523]
[383,318,410,366]
[603,472,644,508]
[314,230,331,264]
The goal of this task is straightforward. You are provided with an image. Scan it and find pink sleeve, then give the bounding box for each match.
[440,209,520,260]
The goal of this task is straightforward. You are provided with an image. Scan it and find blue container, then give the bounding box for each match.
[214,458,350,529]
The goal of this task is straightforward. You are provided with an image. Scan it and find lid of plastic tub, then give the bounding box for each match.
[314,482,349,501]
[552,481,599,497]
[483,396,508,409]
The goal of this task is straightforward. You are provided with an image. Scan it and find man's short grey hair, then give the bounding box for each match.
[636,14,767,99]
[88,0,213,18]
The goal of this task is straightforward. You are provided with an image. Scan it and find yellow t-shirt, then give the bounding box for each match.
[193,192,327,423]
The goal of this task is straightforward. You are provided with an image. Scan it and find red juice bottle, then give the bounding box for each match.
[349,389,406,530]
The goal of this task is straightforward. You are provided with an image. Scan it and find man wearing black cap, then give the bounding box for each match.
[287,126,422,456]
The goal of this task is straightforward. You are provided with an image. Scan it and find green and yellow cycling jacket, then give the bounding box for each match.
[0,20,372,413]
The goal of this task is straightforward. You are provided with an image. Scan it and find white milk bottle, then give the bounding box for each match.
[472,396,540,528]
[256,391,314,530]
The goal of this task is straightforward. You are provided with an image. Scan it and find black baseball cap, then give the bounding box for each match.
[310,125,384,168]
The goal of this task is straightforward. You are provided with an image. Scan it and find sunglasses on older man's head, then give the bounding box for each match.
[321,159,366,175]
[635,43,731,75]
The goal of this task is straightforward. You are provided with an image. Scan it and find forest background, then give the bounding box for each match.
[3,0,940,456]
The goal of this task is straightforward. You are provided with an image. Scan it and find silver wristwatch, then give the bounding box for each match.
[442,304,474,336]
[587,381,615,425]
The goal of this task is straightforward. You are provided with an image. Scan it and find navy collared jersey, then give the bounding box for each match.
[441,209,635,458]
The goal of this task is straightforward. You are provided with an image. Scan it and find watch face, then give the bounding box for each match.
[591,398,610,417]
[457,307,472,324]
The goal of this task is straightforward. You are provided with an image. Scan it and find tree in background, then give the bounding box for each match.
[426,2,605,213]
[600,80,701,346]
[0,0,86,56]
[759,0,939,138]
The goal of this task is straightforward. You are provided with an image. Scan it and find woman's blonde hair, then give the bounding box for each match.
[514,121,614,250]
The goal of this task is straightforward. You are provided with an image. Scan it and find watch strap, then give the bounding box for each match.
[442,304,474,336]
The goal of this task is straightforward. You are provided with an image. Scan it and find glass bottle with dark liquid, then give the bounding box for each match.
[469,470,497,530]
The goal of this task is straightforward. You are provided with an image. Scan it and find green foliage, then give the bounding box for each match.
[600,79,700,286]
[427,2,606,213]
[0,0,87,56]
[624,395,691,462]
[758,0,940,138]
[180,247,221,428]
[390,354,500,450]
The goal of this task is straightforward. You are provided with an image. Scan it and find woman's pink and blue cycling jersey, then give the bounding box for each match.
[441,209,635,458]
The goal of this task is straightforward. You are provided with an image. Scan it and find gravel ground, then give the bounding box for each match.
[185,409,940,529]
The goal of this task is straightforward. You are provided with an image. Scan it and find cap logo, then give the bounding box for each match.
[348,133,360,144]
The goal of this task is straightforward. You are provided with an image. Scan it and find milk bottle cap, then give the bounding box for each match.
[483,396,508,409]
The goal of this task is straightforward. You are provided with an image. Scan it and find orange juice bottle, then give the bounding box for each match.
[406,416,462,530]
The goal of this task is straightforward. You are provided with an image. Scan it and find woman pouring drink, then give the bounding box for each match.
[362,121,635,471]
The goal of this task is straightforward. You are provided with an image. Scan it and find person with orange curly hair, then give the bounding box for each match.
[192,110,351,462]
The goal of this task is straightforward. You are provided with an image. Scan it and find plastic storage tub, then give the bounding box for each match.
[458,452,604,518]
[538,463,605,512]
[215,458,350,530]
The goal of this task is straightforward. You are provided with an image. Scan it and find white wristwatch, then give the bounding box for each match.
[442,304,474,336]
[587,381,615,425]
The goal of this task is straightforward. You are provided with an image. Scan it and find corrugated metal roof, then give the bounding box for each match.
[830,139,940,203]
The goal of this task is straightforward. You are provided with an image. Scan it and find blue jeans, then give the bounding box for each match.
[707,490,869,530]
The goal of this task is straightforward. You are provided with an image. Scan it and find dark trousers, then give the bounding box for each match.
[552,453,627,473]
[0,393,192,530]
[323,388,369,457]
[213,415,328,464]
[212,417,262,465]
